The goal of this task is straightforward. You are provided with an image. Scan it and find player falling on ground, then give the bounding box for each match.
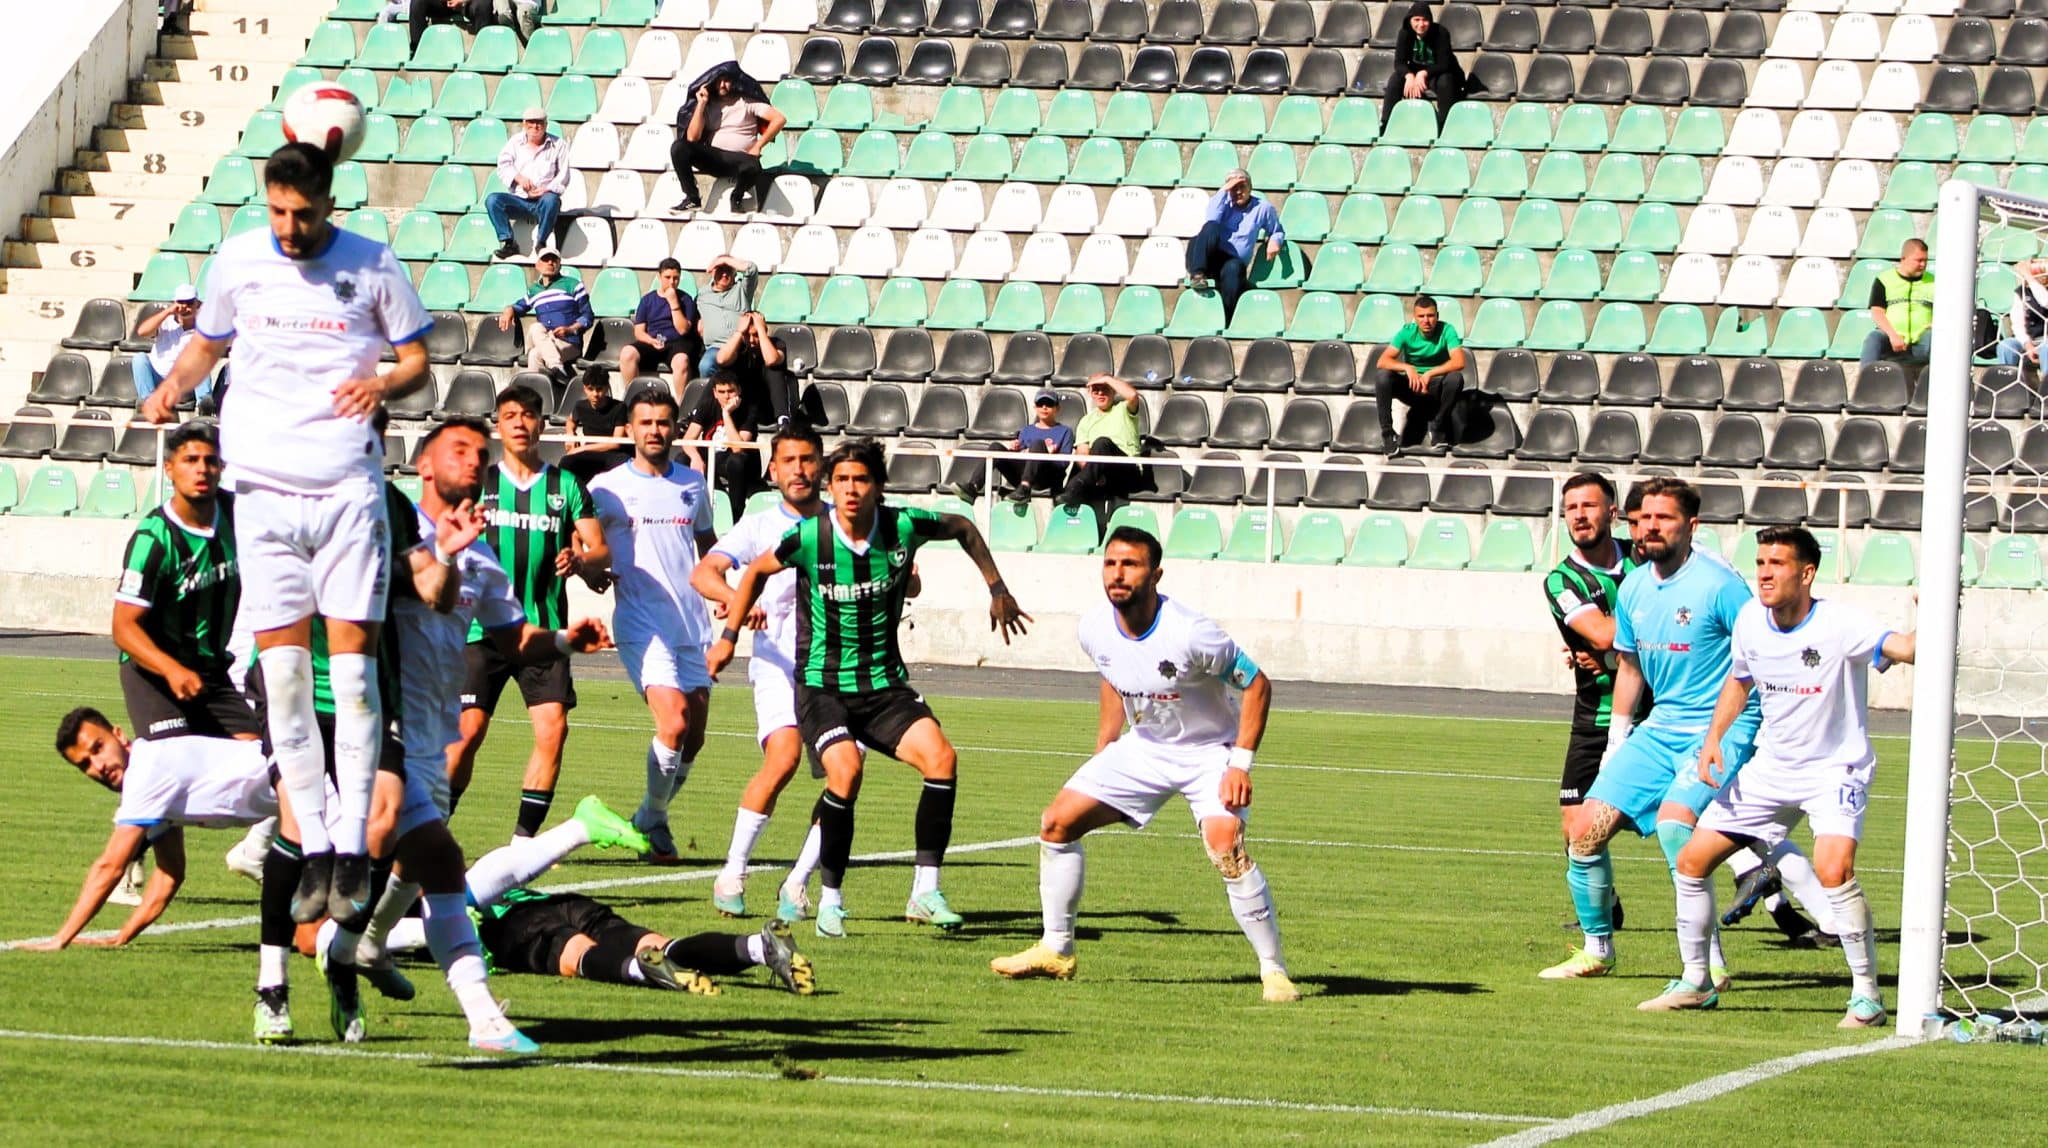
[1543,477,1755,985]
[587,389,721,864]
[708,438,1029,939]
[1641,527,1914,1020]
[321,418,613,1053]
[989,527,1296,1002]
[446,383,608,840]
[140,142,435,930]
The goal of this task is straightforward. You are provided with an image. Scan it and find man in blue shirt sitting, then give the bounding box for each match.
[495,248,595,387]
[1184,169,1282,322]
[952,390,1076,504]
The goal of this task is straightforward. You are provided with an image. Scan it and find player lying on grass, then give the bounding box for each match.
[990,526,1297,1003]
[1640,526,1913,1024]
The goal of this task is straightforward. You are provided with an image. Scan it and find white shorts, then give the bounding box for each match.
[749,655,797,745]
[1064,736,1244,830]
[618,635,712,695]
[234,480,390,633]
[1697,754,1873,844]
[394,751,453,840]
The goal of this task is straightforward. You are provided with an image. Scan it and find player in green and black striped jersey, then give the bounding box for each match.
[1543,473,1639,809]
[450,384,608,839]
[707,437,1029,939]
[112,421,260,743]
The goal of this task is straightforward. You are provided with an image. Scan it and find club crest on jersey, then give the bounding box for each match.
[1674,606,1693,626]
[332,275,358,303]
[1802,647,1822,667]
[887,547,908,568]
[1157,660,1179,679]
[548,493,566,512]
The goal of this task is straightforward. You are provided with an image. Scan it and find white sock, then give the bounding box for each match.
[784,822,823,895]
[745,934,767,965]
[259,646,329,854]
[258,944,289,990]
[910,864,940,899]
[1827,877,1882,1001]
[1675,872,1715,988]
[639,738,681,822]
[327,923,363,967]
[383,918,427,954]
[465,820,593,907]
[1039,839,1084,956]
[422,892,507,1032]
[724,808,771,880]
[1768,842,1839,934]
[819,884,844,911]
[240,818,276,859]
[1224,863,1286,974]
[1708,928,1727,974]
[1728,849,1760,876]
[358,877,422,963]
[1584,932,1614,961]
[326,652,381,856]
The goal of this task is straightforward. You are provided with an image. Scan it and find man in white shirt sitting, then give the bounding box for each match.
[486,107,571,261]
[131,285,208,408]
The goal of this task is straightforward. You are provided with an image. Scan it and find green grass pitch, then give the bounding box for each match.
[0,652,2034,1145]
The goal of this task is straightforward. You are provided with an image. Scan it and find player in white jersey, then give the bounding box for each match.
[587,389,720,863]
[139,144,436,933]
[1644,526,1915,1024]
[990,526,1298,1003]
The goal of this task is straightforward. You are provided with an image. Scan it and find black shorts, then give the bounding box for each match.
[630,337,697,371]
[479,893,644,977]
[796,683,936,759]
[460,640,577,714]
[1560,727,1606,807]
[119,659,262,741]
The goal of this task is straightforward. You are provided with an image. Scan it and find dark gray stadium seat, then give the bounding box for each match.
[1432,462,1495,514]
[847,383,910,435]
[1442,3,1485,50]
[1247,452,1307,507]
[930,329,993,383]
[1316,0,1372,46]
[1519,53,1575,101]
[1826,418,1890,471]
[906,385,970,437]
[1653,9,1708,54]
[424,311,468,362]
[1125,46,1180,91]
[1724,358,1785,411]
[61,299,128,350]
[1133,449,1186,502]
[1701,413,1764,468]
[931,0,981,34]
[1038,0,1091,38]
[903,40,956,84]
[462,317,521,367]
[1870,482,1924,531]
[804,381,849,432]
[2009,484,2048,533]
[1292,49,1349,95]
[1938,16,1998,63]
[1747,471,1809,526]
[1210,396,1272,449]
[1236,48,1291,93]
[1334,400,1390,453]
[794,36,847,82]
[438,370,496,419]
[1152,394,1211,446]
[1298,341,1356,394]
[587,319,633,366]
[820,0,872,32]
[1180,47,1235,92]
[1787,361,1847,411]
[1070,44,1126,89]
[1235,339,1296,392]
[1367,459,1431,511]
[1205,0,1259,43]
[50,408,114,462]
[876,0,924,34]
[1693,58,1747,106]
[2019,423,2048,473]
[1892,418,1927,473]
[1183,451,1247,504]
[1663,356,1724,408]
[982,0,1037,37]
[1763,416,1826,469]
[771,323,816,375]
[1999,18,2048,64]
[848,37,902,84]
[1013,43,1068,88]
[1809,475,1871,529]
[957,41,1011,85]
[1982,66,2038,114]
[1493,462,1557,516]
[1540,5,1595,52]
[1847,361,1910,414]
[1576,56,1632,103]
[1483,5,1540,51]
[1051,333,1115,387]
[85,357,140,408]
[1977,366,2036,418]
[1639,411,1703,466]
[886,440,942,492]
[1577,409,1641,463]
[1921,65,1978,112]
[1150,0,1203,42]
[1262,0,1316,45]
[1484,348,1540,401]
[387,374,438,421]
[1709,10,1766,56]
[1353,50,1397,95]
[1455,404,1522,458]
[1369,3,1406,48]
[1178,337,1237,390]
[1600,354,1662,405]
[1538,352,1601,403]
[1596,6,1651,53]
[28,354,92,405]
[1095,0,1147,41]
[870,327,933,382]
[1969,423,2017,474]
[1305,454,1370,508]
[990,331,1054,385]
[1518,408,1579,461]
[962,387,1027,441]
[1119,335,1175,388]
[1634,57,1691,104]
[108,422,169,466]
[121,304,169,353]
[1272,398,1334,451]
[1694,469,1744,524]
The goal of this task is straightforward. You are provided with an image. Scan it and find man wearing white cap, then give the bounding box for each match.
[486,108,571,261]
[1184,169,1282,323]
[131,286,209,407]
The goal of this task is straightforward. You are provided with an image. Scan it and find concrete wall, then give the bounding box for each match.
[0,516,1970,712]
[0,0,157,242]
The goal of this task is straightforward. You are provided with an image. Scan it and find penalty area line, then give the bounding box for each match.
[1474,1035,1919,1147]
[0,1028,1548,1124]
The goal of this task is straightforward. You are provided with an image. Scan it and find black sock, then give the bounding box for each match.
[914,779,956,868]
[261,837,305,948]
[515,788,554,838]
[818,790,857,891]
[577,925,651,986]
[665,932,754,976]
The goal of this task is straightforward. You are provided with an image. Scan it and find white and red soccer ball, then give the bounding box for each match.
[281,84,366,162]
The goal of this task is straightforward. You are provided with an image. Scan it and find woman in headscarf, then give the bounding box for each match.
[1383,3,1465,131]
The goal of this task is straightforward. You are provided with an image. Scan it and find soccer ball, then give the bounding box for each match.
[281,84,366,162]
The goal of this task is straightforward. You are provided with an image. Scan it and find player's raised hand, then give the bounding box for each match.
[437,498,487,555]
[139,386,181,425]
[1697,743,1727,786]
[553,545,582,578]
[166,664,205,702]
[332,374,389,420]
[705,638,736,681]
[1219,766,1252,811]
[563,617,613,653]
[990,588,1031,644]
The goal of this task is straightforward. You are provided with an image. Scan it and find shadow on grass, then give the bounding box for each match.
[960,909,1233,942]
[440,1014,1020,1068]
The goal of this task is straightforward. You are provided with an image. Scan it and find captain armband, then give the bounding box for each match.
[1224,649,1261,691]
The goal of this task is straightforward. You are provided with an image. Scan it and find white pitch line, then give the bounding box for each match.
[0,1027,1549,1124]
[1474,1035,1918,1147]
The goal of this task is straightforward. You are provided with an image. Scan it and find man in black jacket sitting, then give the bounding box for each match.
[1382,3,1465,131]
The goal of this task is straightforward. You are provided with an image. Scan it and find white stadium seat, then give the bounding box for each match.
[986,183,1046,233]
[1100,186,1159,237]
[1781,109,1844,157]
[1779,256,1845,307]
[587,168,648,218]
[1128,235,1190,285]
[1802,61,1865,111]
[618,123,675,171]
[654,0,711,28]
[778,224,842,276]
[707,0,765,31]
[1659,253,1723,304]
[680,33,739,82]
[1153,187,1211,239]
[1824,12,1881,59]
[627,30,683,79]
[1745,60,1808,109]
[836,225,900,277]
[651,78,691,126]
[672,219,730,269]
[1762,157,1823,206]
[760,173,816,222]
[1790,0,1844,11]
[1038,184,1101,235]
[1766,11,1826,58]
[1703,156,1764,206]
[1902,0,1955,14]
[1882,13,1940,58]
[597,74,652,125]
[894,227,959,278]
[613,218,673,268]
[1012,232,1075,283]
[1739,205,1802,257]
[559,217,615,267]
[1860,62,1921,110]
[1796,207,1861,258]
[568,121,622,170]
[559,171,591,214]
[954,230,1016,281]
[739,33,791,81]
[1726,108,1786,156]
[761,0,816,31]
[1070,233,1132,285]
[928,181,988,231]
[1821,160,1884,210]
[868,178,931,230]
[1718,255,1782,306]
[729,221,784,270]
[811,177,873,228]
[1680,203,1740,255]
[1845,0,1899,11]
[1839,114,1901,162]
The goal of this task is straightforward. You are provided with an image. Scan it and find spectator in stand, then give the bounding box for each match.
[1382,4,1466,132]
[132,285,210,408]
[621,258,700,398]
[1184,170,1281,323]
[709,311,798,428]
[1058,374,1146,513]
[485,108,570,261]
[953,390,1075,505]
[561,367,631,485]
[694,255,758,380]
[668,63,786,216]
[405,0,533,53]
[1861,239,1935,367]
[1374,294,1470,454]
[496,249,593,386]
[682,370,762,504]
[1997,258,2048,370]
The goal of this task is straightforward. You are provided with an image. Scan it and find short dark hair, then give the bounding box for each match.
[1413,294,1439,313]
[1621,480,1645,515]
[823,437,888,489]
[1756,525,1822,567]
[772,422,824,457]
[264,142,334,199]
[1902,238,1928,257]
[1560,471,1615,506]
[164,420,219,457]
[56,706,112,759]
[627,386,680,422]
[420,415,490,453]
[495,383,545,417]
[1105,525,1163,567]
[1635,475,1701,520]
[656,257,683,274]
[580,364,611,390]
[709,368,741,389]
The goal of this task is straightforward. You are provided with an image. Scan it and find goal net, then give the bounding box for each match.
[1896,179,2048,1035]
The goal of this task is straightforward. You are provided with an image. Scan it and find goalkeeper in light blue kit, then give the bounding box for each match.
[1541,477,1757,987]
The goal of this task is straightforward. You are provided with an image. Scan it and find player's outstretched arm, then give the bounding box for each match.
[706,550,786,679]
[560,514,610,584]
[692,551,766,629]
[410,498,488,610]
[934,514,1030,643]
[490,617,614,665]
[1881,631,1917,666]
[1564,608,1618,653]
[137,335,230,424]
[1218,670,1272,810]
[1603,652,1644,765]
[94,828,186,947]
[21,825,157,950]
[1697,675,1756,786]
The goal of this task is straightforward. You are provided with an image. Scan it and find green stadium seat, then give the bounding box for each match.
[1541,248,1602,300]
[953,133,1013,181]
[433,71,488,119]
[268,66,325,111]
[1269,96,1326,144]
[341,209,389,244]
[1225,290,1286,339]
[819,85,876,131]
[1963,540,1982,588]
[1585,302,1648,353]
[1471,519,1536,572]
[1827,311,1876,360]
[1529,153,1587,201]
[1246,140,1299,191]
[1071,136,1127,184]
[195,254,216,298]
[337,67,382,110]
[226,203,266,239]
[1035,505,1100,554]
[1389,195,1446,245]
[544,0,599,19]
[1329,193,1389,244]
[1880,162,1939,211]
[1668,108,1725,156]
[397,115,456,164]
[1353,146,1412,195]
[1304,241,1367,292]
[1621,202,1681,252]
[14,466,78,517]
[1610,106,1668,154]
[199,155,255,205]
[841,129,900,178]
[1448,197,1505,248]
[1899,112,1958,162]
[756,272,813,322]
[1095,90,1152,138]
[236,111,288,159]
[774,79,821,130]
[1438,101,1495,150]
[1564,200,1624,252]
[1279,512,1347,565]
[1706,309,1767,357]
[1851,532,1916,586]
[989,282,1048,331]
[709,488,735,536]
[1122,138,1184,187]
[1587,154,1645,203]
[332,0,386,17]
[379,74,429,117]
[327,160,368,210]
[410,25,469,70]
[1481,246,1542,298]
[1647,305,1709,354]
[1045,89,1100,138]
[163,203,223,253]
[868,277,930,327]
[1552,104,1610,153]
[0,463,19,512]
[1496,104,1553,151]
[1186,140,1241,189]
[415,262,471,311]
[1527,300,1588,351]
[546,75,599,124]
[467,264,528,312]
[597,0,658,24]
[589,267,642,318]
[1222,510,1285,562]
[1346,294,1407,343]
[464,25,522,72]
[929,279,990,329]
[1837,259,1889,309]
[1164,507,1225,559]
[516,27,573,74]
[1767,308,1831,359]
[1465,298,1527,348]
[1279,191,1331,244]
[1407,516,1474,570]
[1153,92,1211,140]
[1471,148,1530,199]
[1212,94,1269,143]
[1645,155,1704,204]
[1381,99,1440,148]
[1344,514,1409,567]
[1503,198,1564,251]
[354,23,410,69]
[488,74,546,122]
[570,29,627,76]
[1047,284,1108,334]
[1978,536,2042,589]
[1363,243,1424,294]
[1103,503,1162,544]
[453,117,510,165]
[1423,244,1483,296]
[1730,529,1759,580]
[76,469,138,520]
[789,129,845,176]
[1323,97,1380,146]
[130,253,192,302]
[349,111,399,165]
[1104,285,1167,335]
[1693,526,1723,559]
[1414,148,1471,198]
[1285,292,1348,342]
[809,275,873,326]
[1163,290,1226,337]
[420,164,478,213]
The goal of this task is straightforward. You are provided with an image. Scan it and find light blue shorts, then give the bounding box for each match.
[1585,717,1759,837]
